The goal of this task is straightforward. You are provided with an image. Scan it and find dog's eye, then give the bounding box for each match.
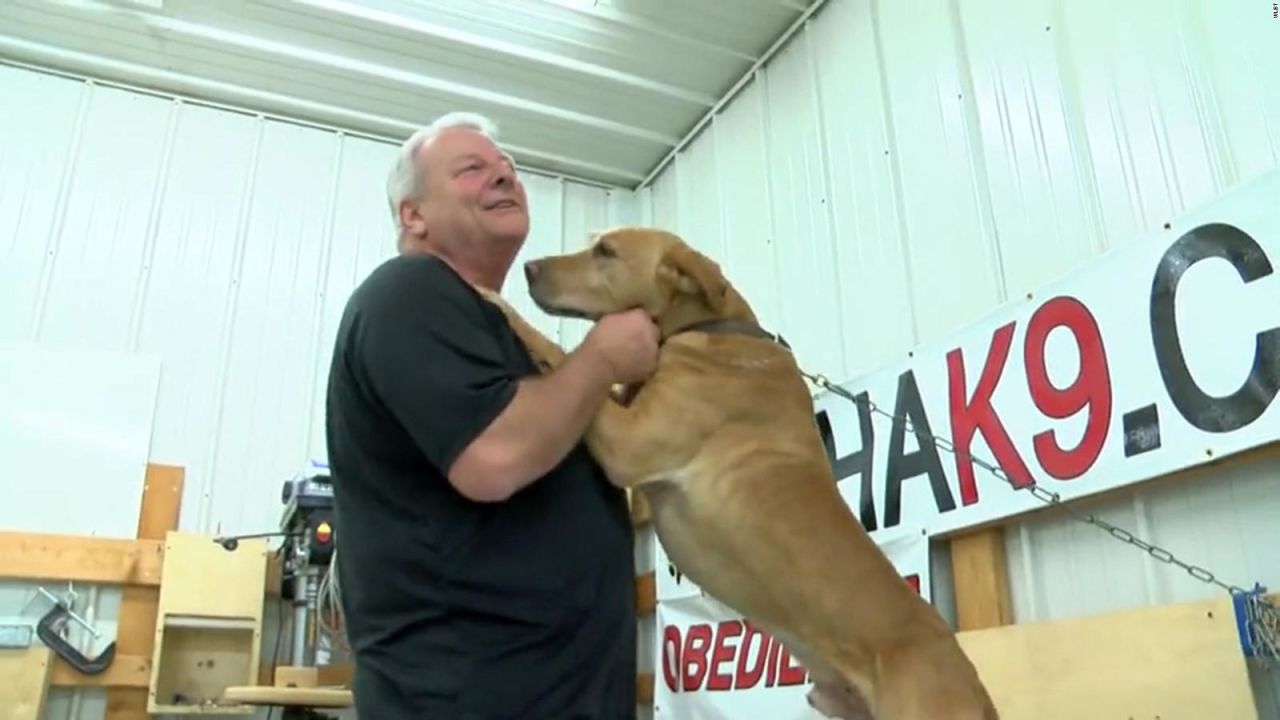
[592,242,616,259]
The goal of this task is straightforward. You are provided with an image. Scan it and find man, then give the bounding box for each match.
[324,111,659,719]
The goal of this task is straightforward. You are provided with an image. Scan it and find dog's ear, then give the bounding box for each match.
[657,242,729,313]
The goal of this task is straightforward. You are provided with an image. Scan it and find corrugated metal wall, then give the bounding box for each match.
[0,62,629,539]
[637,0,1280,713]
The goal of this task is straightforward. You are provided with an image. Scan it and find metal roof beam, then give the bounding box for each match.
[520,0,759,63]
[0,35,644,187]
[72,0,681,147]
[637,0,831,188]
[285,0,717,108]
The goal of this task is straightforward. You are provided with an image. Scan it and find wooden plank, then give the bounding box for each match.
[958,595,1258,720]
[316,663,353,687]
[0,532,162,586]
[950,527,1013,630]
[635,571,656,616]
[134,464,185,539]
[261,663,354,688]
[50,653,150,689]
[637,671,654,706]
[107,463,184,720]
[222,685,352,708]
[0,646,52,720]
[629,488,651,527]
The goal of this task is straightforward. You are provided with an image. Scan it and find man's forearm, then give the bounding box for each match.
[448,345,615,501]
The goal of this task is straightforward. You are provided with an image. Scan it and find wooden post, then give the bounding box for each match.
[105,464,184,720]
[949,527,1014,631]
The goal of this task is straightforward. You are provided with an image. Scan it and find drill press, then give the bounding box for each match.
[217,462,351,717]
[279,468,337,670]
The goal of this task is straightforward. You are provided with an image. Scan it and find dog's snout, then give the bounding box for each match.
[524,260,540,284]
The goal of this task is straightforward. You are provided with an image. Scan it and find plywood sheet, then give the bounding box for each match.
[0,646,52,720]
[0,532,163,586]
[958,596,1258,720]
[157,532,267,620]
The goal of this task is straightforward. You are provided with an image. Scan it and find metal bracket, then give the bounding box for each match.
[1232,583,1278,662]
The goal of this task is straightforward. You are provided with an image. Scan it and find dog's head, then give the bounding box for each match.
[523,226,733,326]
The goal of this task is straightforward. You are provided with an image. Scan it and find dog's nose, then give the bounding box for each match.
[524,260,540,284]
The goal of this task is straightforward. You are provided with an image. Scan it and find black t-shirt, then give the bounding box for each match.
[324,252,636,720]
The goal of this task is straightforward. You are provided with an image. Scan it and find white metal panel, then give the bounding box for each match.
[807,0,916,374]
[954,0,1103,298]
[875,0,1007,340]
[638,0,1280,711]
[707,84,785,334]
[554,180,612,349]
[0,63,636,542]
[0,66,86,340]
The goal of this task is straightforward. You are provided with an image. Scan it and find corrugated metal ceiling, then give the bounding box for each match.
[0,0,820,188]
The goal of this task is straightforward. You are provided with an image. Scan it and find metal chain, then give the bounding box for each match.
[800,370,1267,600]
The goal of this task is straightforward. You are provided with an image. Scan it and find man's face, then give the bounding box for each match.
[408,127,529,252]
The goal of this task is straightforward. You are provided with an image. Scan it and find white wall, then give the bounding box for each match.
[0,62,632,539]
[638,0,1280,713]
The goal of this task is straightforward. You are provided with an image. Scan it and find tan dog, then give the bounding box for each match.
[479,227,997,720]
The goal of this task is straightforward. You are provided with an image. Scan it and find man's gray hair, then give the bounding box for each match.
[386,111,501,231]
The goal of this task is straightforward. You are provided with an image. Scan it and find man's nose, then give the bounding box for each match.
[491,164,514,188]
[524,260,540,285]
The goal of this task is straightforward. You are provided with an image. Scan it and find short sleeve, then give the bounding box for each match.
[350,258,519,474]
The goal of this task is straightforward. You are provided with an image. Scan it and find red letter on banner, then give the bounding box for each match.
[682,624,713,691]
[776,645,808,686]
[735,622,768,689]
[1024,296,1113,479]
[662,625,681,692]
[947,321,1035,505]
[903,573,921,594]
[706,621,741,690]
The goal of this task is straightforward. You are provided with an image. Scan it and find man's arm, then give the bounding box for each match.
[448,344,615,501]
[353,259,646,504]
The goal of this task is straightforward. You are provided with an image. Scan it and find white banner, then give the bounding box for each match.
[651,528,930,719]
[809,168,1280,542]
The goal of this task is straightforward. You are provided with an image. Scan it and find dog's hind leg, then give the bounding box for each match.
[873,636,999,720]
[770,631,876,720]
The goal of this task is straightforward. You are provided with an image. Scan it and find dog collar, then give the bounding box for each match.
[668,318,792,350]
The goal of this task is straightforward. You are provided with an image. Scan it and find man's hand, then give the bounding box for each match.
[580,309,660,384]
[447,303,658,503]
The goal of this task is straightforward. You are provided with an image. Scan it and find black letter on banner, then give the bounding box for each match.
[1150,222,1280,432]
[884,370,956,528]
[815,396,877,531]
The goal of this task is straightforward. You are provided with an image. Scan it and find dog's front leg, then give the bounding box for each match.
[476,288,566,372]
[582,389,688,489]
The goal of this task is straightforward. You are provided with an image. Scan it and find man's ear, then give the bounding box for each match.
[399,199,427,238]
[658,242,729,313]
